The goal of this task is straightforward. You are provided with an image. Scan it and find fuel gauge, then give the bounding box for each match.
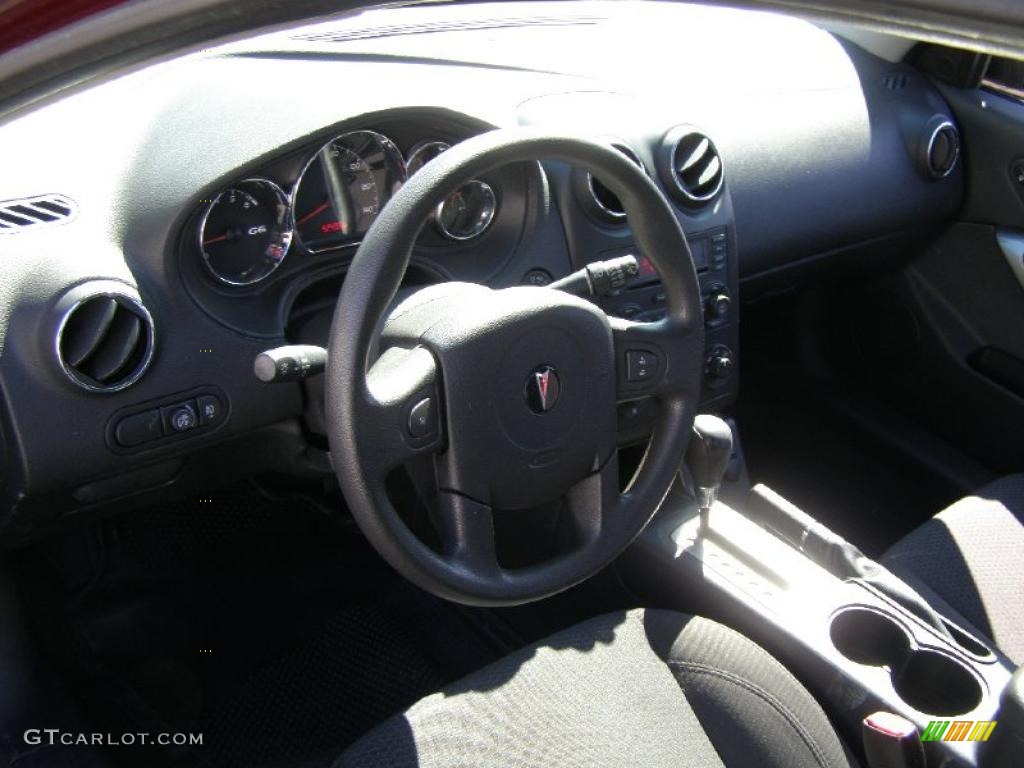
[436,180,497,241]
[407,141,498,241]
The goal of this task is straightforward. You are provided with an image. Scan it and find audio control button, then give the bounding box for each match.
[626,350,660,382]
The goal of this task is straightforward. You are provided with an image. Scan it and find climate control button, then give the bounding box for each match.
[705,345,735,383]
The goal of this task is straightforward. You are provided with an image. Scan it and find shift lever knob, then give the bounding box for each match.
[686,415,734,517]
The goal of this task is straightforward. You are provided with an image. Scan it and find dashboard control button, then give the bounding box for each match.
[704,288,731,323]
[407,397,435,439]
[114,409,162,447]
[626,350,660,382]
[196,394,223,426]
[522,269,552,287]
[705,346,735,382]
[162,402,198,434]
[620,303,643,319]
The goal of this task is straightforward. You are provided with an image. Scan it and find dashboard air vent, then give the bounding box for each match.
[658,126,724,208]
[924,119,960,179]
[0,193,76,232]
[587,142,645,221]
[57,289,154,393]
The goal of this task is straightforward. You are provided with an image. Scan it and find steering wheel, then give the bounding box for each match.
[326,129,704,606]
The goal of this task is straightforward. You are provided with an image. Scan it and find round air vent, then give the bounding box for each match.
[585,142,645,221]
[658,126,725,208]
[923,118,960,179]
[56,285,154,392]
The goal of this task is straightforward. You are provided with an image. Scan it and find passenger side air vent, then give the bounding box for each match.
[922,118,960,179]
[0,193,76,232]
[658,126,724,209]
[56,285,154,393]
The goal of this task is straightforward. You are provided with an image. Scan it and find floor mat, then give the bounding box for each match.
[22,483,518,768]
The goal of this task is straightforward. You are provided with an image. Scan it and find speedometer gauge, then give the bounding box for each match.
[292,130,405,253]
[198,178,292,286]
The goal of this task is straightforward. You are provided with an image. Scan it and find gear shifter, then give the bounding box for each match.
[685,415,734,532]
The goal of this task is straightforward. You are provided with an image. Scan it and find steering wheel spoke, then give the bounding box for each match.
[611,315,703,402]
[565,451,623,544]
[360,345,445,481]
[434,491,501,576]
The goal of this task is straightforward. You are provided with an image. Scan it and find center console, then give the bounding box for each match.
[621,459,1018,767]
[598,224,737,409]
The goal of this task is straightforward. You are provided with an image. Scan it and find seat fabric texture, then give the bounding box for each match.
[881,474,1024,664]
[338,608,857,768]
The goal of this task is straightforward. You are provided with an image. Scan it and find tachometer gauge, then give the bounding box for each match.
[436,180,497,241]
[198,178,292,286]
[292,130,405,253]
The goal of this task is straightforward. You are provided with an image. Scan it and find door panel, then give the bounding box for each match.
[849,80,1024,473]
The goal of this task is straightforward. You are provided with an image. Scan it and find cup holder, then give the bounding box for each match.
[830,607,983,716]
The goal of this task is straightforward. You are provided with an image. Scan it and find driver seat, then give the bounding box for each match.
[338,609,857,767]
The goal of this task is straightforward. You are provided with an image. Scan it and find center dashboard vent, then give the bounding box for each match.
[658,126,724,209]
[584,142,646,222]
[56,286,154,393]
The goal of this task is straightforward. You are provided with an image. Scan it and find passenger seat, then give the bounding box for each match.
[881,475,1024,663]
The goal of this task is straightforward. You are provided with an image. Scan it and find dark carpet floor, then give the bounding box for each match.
[20,483,521,768]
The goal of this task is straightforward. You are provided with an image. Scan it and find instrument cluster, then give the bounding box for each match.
[196,129,500,288]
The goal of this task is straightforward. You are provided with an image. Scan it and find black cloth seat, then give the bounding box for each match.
[339,609,856,768]
[881,474,1024,664]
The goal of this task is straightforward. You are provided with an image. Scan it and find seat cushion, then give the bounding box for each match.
[881,474,1024,663]
[338,609,855,768]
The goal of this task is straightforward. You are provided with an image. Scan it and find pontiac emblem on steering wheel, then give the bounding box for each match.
[525,365,560,414]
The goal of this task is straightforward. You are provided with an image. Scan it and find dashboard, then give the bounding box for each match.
[0,2,963,544]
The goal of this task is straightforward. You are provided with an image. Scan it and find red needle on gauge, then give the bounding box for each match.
[202,233,229,245]
[296,200,330,226]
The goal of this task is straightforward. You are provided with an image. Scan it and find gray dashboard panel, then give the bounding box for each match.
[0,3,963,540]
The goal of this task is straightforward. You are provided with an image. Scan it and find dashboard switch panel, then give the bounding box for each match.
[106,387,229,453]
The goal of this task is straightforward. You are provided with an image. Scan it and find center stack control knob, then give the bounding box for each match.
[703,283,731,324]
[705,345,735,384]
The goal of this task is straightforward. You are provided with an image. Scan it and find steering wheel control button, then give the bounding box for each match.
[524,365,560,414]
[626,350,660,383]
[407,397,435,439]
[114,409,162,448]
[162,402,198,434]
[196,394,223,426]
